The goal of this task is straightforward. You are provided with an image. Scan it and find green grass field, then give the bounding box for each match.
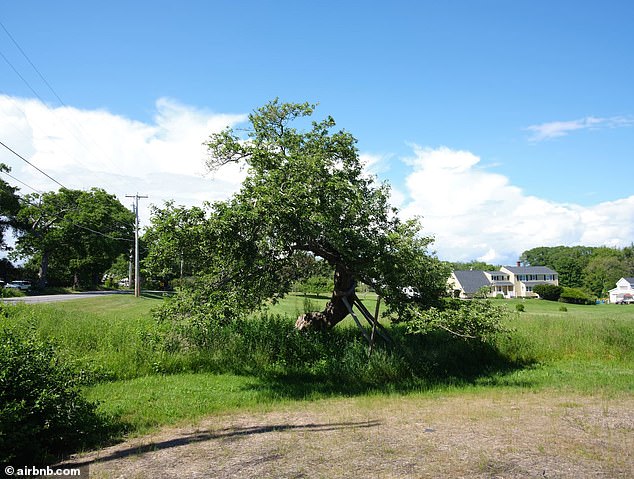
[2,294,633,437]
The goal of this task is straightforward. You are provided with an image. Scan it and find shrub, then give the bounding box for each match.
[533,284,563,301]
[0,329,107,465]
[154,278,251,350]
[406,299,511,342]
[293,275,333,294]
[515,303,525,312]
[559,305,568,312]
[0,287,25,298]
[559,287,595,305]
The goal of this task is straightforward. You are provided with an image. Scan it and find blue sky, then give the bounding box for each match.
[1,1,633,264]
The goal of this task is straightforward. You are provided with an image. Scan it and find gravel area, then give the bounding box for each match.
[62,391,634,478]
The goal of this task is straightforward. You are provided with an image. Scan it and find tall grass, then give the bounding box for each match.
[2,295,632,438]
[495,300,634,363]
[4,296,632,389]
[0,297,163,381]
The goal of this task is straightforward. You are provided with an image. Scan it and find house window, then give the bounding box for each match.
[519,274,538,281]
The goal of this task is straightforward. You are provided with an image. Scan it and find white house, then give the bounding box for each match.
[608,277,634,304]
[485,270,515,298]
[450,263,559,299]
[499,265,559,298]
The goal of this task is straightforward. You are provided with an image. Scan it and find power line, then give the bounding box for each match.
[18,196,134,243]
[0,48,47,104]
[0,20,66,107]
[0,21,122,189]
[0,169,43,193]
[68,221,132,243]
[0,139,67,189]
[0,143,134,243]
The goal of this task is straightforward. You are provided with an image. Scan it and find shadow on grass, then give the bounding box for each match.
[290,292,332,301]
[141,291,174,299]
[76,318,537,460]
[153,314,539,401]
[239,327,537,401]
[63,420,381,468]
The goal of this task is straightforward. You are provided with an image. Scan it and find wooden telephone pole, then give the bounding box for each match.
[126,193,148,297]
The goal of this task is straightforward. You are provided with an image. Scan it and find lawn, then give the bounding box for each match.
[2,294,633,437]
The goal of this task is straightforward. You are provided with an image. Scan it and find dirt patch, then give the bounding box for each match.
[63,390,633,478]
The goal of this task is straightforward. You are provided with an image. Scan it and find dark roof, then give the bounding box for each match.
[623,277,634,284]
[452,270,491,294]
[503,266,557,275]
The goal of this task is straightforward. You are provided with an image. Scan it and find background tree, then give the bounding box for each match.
[142,201,210,286]
[200,99,449,330]
[0,163,20,250]
[0,258,18,283]
[12,188,134,288]
[521,246,594,288]
[103,253,131,287]
[291,253,335,294]
[521,245,634,296]
[448,260,498,271]
[582,251,630,297]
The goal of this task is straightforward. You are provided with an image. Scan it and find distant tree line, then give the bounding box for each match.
[0,163,134,289]
[448,260,499,272]
[520,245,634,298]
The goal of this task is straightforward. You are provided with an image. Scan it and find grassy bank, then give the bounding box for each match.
[2,294,633,437]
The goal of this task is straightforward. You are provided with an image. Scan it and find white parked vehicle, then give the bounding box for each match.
[5,280,31,291]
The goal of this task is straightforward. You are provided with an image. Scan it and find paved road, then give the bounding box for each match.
[1,290,133,304]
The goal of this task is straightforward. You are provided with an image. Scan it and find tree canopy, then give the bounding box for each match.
[194,99,449,329]
[12,188,134,288]
[0,163,20,250]
[142,201,210,284]
[521,245,634,297]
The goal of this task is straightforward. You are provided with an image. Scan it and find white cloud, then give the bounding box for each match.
[359,152,405,209]
[3,96,632,265]
[360,152,391,176]
[400,145,634,264]
[526,115,634,141]
[0,95,247,225]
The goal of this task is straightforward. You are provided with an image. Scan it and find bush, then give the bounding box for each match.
[559,287,595,305]
[533,284,563,301]
[0,329,107,465]
[292,275,333,294]
[515,303,525,312]
[406,299,511,342]
[0,287,25,298]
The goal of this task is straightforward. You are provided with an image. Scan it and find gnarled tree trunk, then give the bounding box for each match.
[295,264,355,330]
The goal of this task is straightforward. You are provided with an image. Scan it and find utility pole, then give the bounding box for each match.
[126,193,148,297]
